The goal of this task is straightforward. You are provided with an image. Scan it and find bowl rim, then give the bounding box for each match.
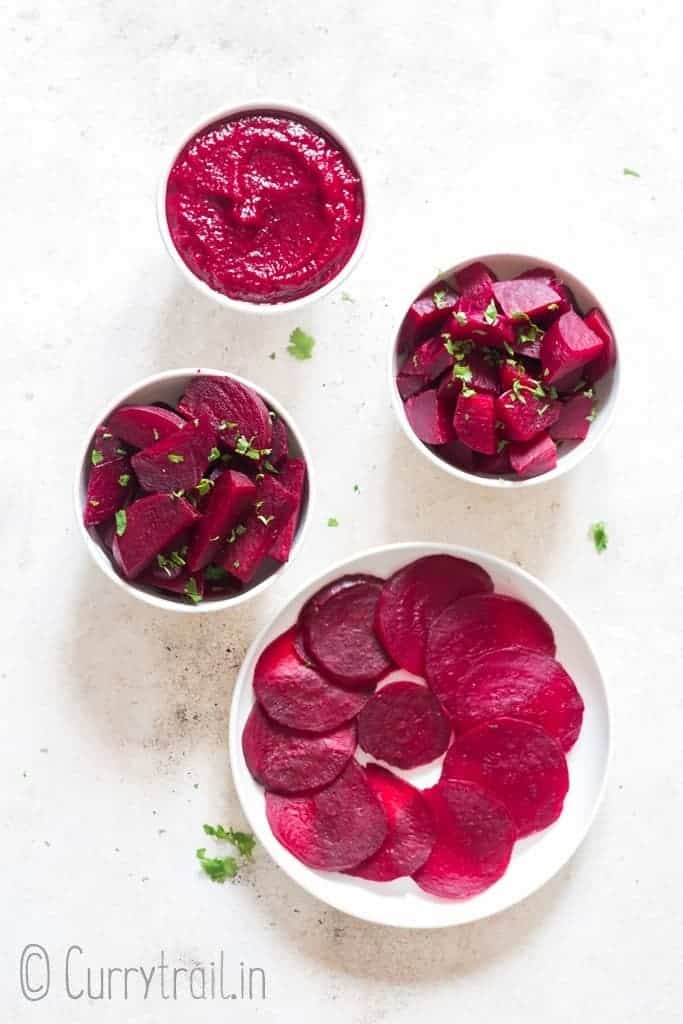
[389,252,621,489]
[73,367,315,613]
[156,99,370,315]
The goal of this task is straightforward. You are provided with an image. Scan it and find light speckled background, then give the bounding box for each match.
[2,0,682,1020]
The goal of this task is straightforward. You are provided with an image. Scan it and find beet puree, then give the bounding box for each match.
[166,111,364,303]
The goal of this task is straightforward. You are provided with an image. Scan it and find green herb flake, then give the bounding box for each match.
[118,473,131,487]
[257,514,275,527]
[353,484,360,493]
[91,449,104,467]
[287,327,315,361]
[433,288,449,310]
[183,577,203,604]
[269,352,276,360]
[167,453,184,464]
[170,489,185,499]
[461,385,476,398]
[263,460,279,474]
[327,517,339,527]
[207,447,221,463]
[452,363,473,383]
[203,824,256,859]
[218,421,238,432]
[483,299,499,325]
[590,521,608,553]
[195,478,214,496]
[204,565,229,582]
[235,436,265,461]
[341,291,354,303]
[115,509,127,537]
[623,167,640,177]
[454,310,468,326]
[196,848,239,883]
[511,310,530,322]
[115,448,127,456]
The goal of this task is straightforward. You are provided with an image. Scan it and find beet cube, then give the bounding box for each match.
[107,404,186,450]
[268,458,306,563]
[550,392,595,441]
[444,303,515,349]
[438,438,476,471]
[454,392,496,454]
[269,417,289,467]
[397,372,427,401]
[583,307,617,383]
[186,470,256,572]
[509,433,557,478]
[541,310,605,383]
[398,285,458,345]
[112,494,199,579]
[405,389,454,444]
[454,261,496,306]
[131,416,216,493]
[492,278,568,320]
[89,425,128,467]
[401,336,453,385]
[496,387,561,442]
[218,475,296,582]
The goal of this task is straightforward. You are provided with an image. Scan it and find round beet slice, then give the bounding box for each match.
[301,578,393,688]
[412,780,515,899]
[455,647,584,752]
[425,593,555,719]
[357,680,451,769]
[346,765,436,881]
[253,627,370,733]
[442,718,569,838]
[376,555,494,675]
[242,703,356,794]
[300,573,383,627]
[266,760,388,871]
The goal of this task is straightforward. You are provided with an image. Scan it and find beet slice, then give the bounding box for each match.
[398,286,459,346]
[84,456,133,526]
[186,470,255,572]
[107,405,186,450]
[301,577,393,688]
[131,416,216,493]
[397,371,428,401]
[425,593,555,720]
[178,375,273,452]
[492,278,569,320]
[474,448,512,475]
[89,425,128,467]
[242,702,356,794]
[112,493,199,579]
[509,432,557,478]
[346,766,436,881]
[301,574,382,624]
[583,307,617,383]
[405,389,454,444]
[541,310,604,383]
[400,336,453,386]
[268,458,306,563]
[265,760,388,871]
[444,304,515,349]
[496,387,561,442]
[550,393,594,441]
[454,648,584,752]
[441,719,569,837]
[412,780,515,899]
[137,566,205,602]
[376,554,494,675]
[454,391,497,454]
[438,438,476,471]
[269,417,289,466]
[218,475,296,583]
[454,261,496,306]
[358,681,451,769]
[253,626,368,733]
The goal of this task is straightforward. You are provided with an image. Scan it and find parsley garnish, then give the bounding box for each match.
[433,288,449,309]
[204,565,230,582]
[623,167,640,177]
[263,460,279,474]
[167,453,184,463]
[118,473,130,487]
[511,311,530,322]
[454,310,468,326]
[341,291,354,303]
[483,299,498,325]
[195,478,214,496]
[257,514,275,527]
[235,436,270,461]
[218,421,238,432]
[517,321,544,346]
[353,484,360,493]
[115,509,127,536]
[590,521,608,553]
[453,363,473,383]
[183,577,203,604]
[91,449,104,466]
[203,824,256,859]
[327,517,339,527]
[208,447,221,462]
[196,848,239,883]
[461,385,476,398]
[287,327,315,361]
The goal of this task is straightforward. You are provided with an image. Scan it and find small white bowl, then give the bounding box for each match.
[74,368,314,613]
[157,101,369,315]
[390,253,621,488]
[229,542,611,928]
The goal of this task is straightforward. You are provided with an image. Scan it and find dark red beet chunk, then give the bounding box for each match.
[376,554,493,675]
[242,702,356,794]
[399,286,459,346]
[186,470,256,572]
[454,261,496,306]
[541,310,604,383]
[583,307,617,383]
[300,574,382,625]
[550,393,594,441]
[358,681,451,769]
[107,405,186,450]
[406,389,454,444]
[84,457,133,526]
[438,438,476,471]
[496,387,561,442]
[269,417,289,466]
[346,766,436,881]
[509,432,557,478]
[425,593,555,720]
[413,780,515,899]
[137,566,204,602]
[178,375,272,452]
[253,626,369,733]
[218,475,296,582]
[454,391,497,454]
[268,458,306,563]
[442,718,569,838]
[265,760,388,871]
[400,336,453,386]
[492,278,568,320]
[112,494,199,579]
[454,647,584,751]
[90,425,128,466]
[444,304,515,349]
[131,416,216,493]
[397,371,428,401]
[475,448,511,475]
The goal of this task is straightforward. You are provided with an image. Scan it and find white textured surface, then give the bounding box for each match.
[2,0,681,1020]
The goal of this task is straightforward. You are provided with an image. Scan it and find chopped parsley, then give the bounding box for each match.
[590,521,608,553]
[454,310,468,326]
[623,167,640,177]
[218,420,238,432]
[91,449,104,467]
[432,288,449,309]
[453,363,473,383]
[353,484,360,493]
[517,321,544,346]
[327,517,339,527]
[263,460,279,474]
[287,327,315,361]
[203,824,256,859]
[156,549,186,575]
[204,565,230,582]
[257,514,275,527]
[341,291,354,303]
[208,447,221,462]
[235,435,270,461]
[183,577,203,604]
[115,509,127,537]
[461,385,476,398]
[117,473,131,487]
[167,453,184,464]
[196,848,239,883]
[483,299,499,325]
[195,478,214,496]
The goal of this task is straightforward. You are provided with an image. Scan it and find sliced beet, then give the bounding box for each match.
[131,415,216,493]
[509,432,557,478]
[454,648,584,751]
[186,469,256,572]
[269,416,289,466]
[492,278,569,320]
[178,375,272,452]
[242,702,356,794]
[376,554,494,675]
[268,458,306,563]
[541,310,604,383]
[398,285,459,346]
[401,336,453,385]
[253,626,368,733]
[107,404,186,450]
[454,261,496,306]
[496,387,561,442]
[441,718,569,838]
[583,307,617,383]
[300,573,382,624]
[454,391,497,454]
[265,760,388,871]
[397,371,428,401]
[444,303,515,349]
[425,593,555,720]
[90,425,128,467]
[550,393,594,441]
[405,389,454,444]
[218,474,296,583]
[346,766,436,881]
[84,456,134,526]
[112,493,199,579]
[357,681,451,769]
[412,780,515,899]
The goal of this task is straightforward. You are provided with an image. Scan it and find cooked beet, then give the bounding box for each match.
[475,448,512,475]
[84,456,134,526]
[454,261,496,305]
[438,438,476,471]
[583,307,617,383]
[399,286,459,346]
[401,336,453,386]
[269,417,289,466]
[492,278,568,320]
[454,391,497,454]
[242,702,356,794]
[406,389,454,444]
[107,405,186,450]
[112,493,199,579]
[425,593,555,720]
[357,681,451,769]
[346,766,436,881]
[131,415,216,493]
[496,386,561,442]
[218,475,296,582]
[186,470,256,572]
[265,760,388,871]
[178,375,273,452]
[509,432,557,478]
[550,393,594,441]
[541,310,604,383]
[412,780,515,899]
[454,647,584,751]
[397,371,428,401]
[268,458,307,563]
[552,366,586,394]
[444,303,515,349]
[441,718,569,838]
[376,554,493,675]
[138,566,205,602]
[90,425,128,466]
[499,360,532,392]
[300,573,382,624]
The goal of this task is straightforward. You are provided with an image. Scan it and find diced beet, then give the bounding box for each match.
[468,349,500,395]
[583,307,617,383]
[397,371,427,401]
[444,303,515,349]
[84,456,133,526]
[455,261,496,306]
[454,391,497,454]
[438,438,476,471]
[218,475,296,583]
[511,325,543,360]
[454,648,584,752]
[405,389,454,444]
[265,760,388,871]
[269,417,289,466]
[268,458,306,563]
[253,627,369,733]
[552,366,586,394]
[90,425,128,467]
[137,566,205,602]
[509,433,557,478]
[474,448,511,475]
[301,578,393,688]
[435,370,461,409]
[112,493,199,579]
[492,278,569,320]
[186,470,256,572]
[496,387,561,442]
[376,555,493,675]
[412,780,515,899]
[550,393,594,441]
[242,702,356,794]
[178,375,272,452]
[346,766,436,881]
[357,680,451,769]
[107,405,186,450]
[398,285,459,346]
[131,416,216,493]
[541,310,605,383]
[441,718,569,838]
[143,530,191,582]
[401,336,453,386]
[425,593,555,720]
[516,266,574,315]
[300,573,382,625]
[499,361,532,392]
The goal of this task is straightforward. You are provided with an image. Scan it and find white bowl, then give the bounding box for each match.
[229,542,611,928]
[157,101,369,315]
[390,253,621,488]
[74,368,314,614]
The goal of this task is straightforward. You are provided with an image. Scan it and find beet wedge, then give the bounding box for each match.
[84,456,134,526]
[550,393,595,441]
[399,285,459,346]
[108,405,186,450]
[492,278,568,320]
[178,375,273,452]
[541,309,604,383]
[112,493,199,579]
[269,417,289,466]
[583,307,617,383]
[509,432,557,477]
[268,458,307,563]
[186,470,256,572]
[89,425,128,467]
[496,386,561,442]
[454,261,496,306]
[218,475,296,582]
[454,391,497,454]
[131,415,216,493]
[406,389,454,444]
[400,336,453,386]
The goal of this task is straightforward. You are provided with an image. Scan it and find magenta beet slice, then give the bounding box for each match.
[108,405,186,450]
[137,566,205,602]
[454,391,497,454]
[358,681,451,769]
[553,366,586,395]
[178,375,272,452]
[509,432,557,478]
[583,307,617,383]
[442,718,569,838]
[496,387,561,442]
[242,702,356,794]
[454,261,496,306]
[346,766,436,881]
[550,393,594,441]
[89,424,128,466]
[400,336,453,385]
[269,417,289,466]
[454,648,584,752]
[218,475,295,582]
[268,458,306,563]
[376,554,493,675]
[492,278,568,320]
[265,760,388,871]
[444,303,515,349]
[412,780,515,899]
[186,470,255,572]
[541,310,604,383]
[112,493,198,579]
[438,438,476,471]
[84,456,133,526]
[405,389,454,444]
[397,371,428,401]
[131,416,216,493]
[399,285,459,346]
[425,593,555,719]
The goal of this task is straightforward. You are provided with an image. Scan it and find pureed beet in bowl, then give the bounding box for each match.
[164,108,365,305]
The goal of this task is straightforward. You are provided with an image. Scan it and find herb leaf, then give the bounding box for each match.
[167,453,184,464]
[195,478,214,496]
[432,288,448,310]
[327,517,339,527]
[483,299,499,325]
[91,449,104,467]
[115,509,127,537]
[590,521,608,553]
[202,824,256,859]
[196,848,239,883]
[183,577,203,604]
[118,474,130,487]
[623,167,640,177]
[287,327,315,361]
